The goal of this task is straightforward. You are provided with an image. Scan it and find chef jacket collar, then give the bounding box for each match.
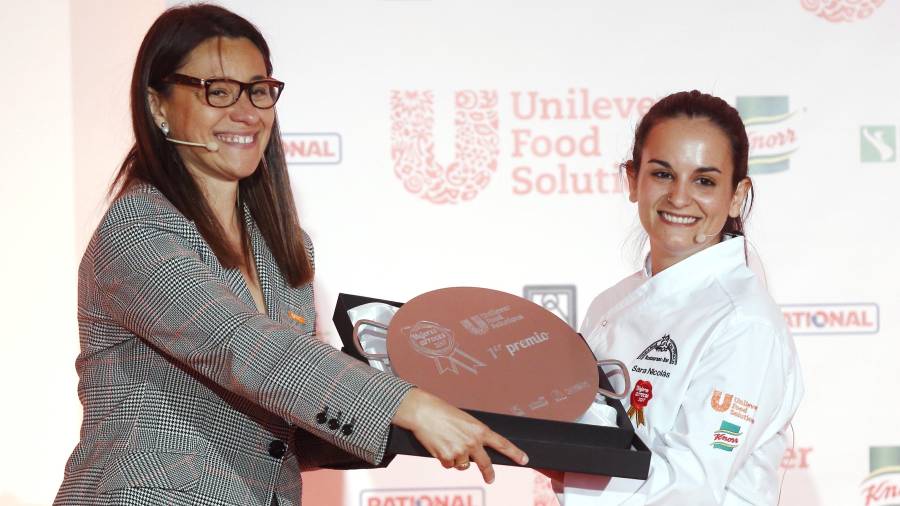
[638,234,747,296]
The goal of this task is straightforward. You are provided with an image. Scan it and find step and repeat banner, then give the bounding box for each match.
[3,1,896,505]
[203,2,897,505]
[206,0,900,506]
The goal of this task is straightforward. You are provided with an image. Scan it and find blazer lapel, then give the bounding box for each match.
[244,206,281,321]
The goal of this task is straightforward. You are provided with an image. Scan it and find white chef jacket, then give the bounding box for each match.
[566,236,803,505]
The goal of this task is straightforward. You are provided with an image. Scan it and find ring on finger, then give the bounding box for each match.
[455,460,470,470]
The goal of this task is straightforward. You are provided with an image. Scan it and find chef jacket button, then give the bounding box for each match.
[269,439,287,458]
[601,320,608,327]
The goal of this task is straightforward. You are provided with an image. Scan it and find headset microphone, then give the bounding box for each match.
[166,137,219,152]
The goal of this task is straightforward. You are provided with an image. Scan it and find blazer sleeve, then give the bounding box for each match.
[87,195,413,465]
[636,318,803,505]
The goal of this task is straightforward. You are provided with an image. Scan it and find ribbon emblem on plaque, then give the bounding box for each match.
[405,321,486,375]
[627,380,653,427]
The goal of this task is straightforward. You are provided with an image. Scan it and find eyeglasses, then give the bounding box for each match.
[162,73,285,109]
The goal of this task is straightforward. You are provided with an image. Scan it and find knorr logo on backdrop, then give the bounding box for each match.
[860,447,900,506]
[736,96,802,175]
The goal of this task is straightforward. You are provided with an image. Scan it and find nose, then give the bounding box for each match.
[667,181,691,207]
[228,91,261,124]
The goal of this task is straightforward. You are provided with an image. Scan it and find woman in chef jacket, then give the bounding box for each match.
[562,90,803,505]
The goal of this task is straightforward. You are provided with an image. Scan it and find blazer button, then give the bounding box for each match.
[315,408,328,424]
[341,424,353,436]
[269,439,287,458]
[328,418,340,430]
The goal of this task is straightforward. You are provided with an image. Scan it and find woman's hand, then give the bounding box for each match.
[392,388,529,483]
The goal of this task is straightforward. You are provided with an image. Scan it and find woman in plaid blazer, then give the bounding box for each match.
[55,5,526,505]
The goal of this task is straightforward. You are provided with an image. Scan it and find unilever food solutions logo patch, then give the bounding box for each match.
[736,96,802,174]
[861,126,897,163]
[860,447,900,506]
[802,0,885,22]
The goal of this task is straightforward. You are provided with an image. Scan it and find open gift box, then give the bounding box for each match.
[315,292,652,479]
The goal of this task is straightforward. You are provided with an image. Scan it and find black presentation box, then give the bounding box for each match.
[331,292,651,479]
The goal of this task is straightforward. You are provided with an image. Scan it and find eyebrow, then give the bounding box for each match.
[647,159,722,174]
[205,74,269,81]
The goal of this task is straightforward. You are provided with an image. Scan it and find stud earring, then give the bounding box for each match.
[160,121,169,136]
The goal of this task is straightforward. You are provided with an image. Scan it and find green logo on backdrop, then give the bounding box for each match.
[736,96,800,175]
[860,125,896,163]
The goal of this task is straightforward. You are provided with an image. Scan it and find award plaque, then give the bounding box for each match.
[384,287,600,422]
[331,291,652,478]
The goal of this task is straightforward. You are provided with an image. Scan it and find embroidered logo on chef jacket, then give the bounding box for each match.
[710,389,759,424]
[711,420,743,452]
[627,380,653,427]
[636,334,678,365]
[631,334,678,379]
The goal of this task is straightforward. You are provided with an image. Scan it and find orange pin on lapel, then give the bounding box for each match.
[288,311,305,325]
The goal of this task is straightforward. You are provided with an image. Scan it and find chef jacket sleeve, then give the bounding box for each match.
[638,317,802,505]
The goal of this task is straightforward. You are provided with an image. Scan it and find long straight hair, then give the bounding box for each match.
[111,4,312,286]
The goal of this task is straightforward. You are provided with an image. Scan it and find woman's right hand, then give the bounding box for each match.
[392,388,529,484]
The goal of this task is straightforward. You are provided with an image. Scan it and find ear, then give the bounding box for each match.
[729,177,751,218]
[147,87,167,129]
[626,161,639,203]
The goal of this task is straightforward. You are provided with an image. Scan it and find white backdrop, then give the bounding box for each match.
[1,1,898,505]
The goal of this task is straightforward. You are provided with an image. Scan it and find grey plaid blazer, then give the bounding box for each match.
[55,184,413,505]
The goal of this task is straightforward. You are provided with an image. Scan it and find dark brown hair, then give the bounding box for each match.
[625,90,753,237]
[111,4,312,286]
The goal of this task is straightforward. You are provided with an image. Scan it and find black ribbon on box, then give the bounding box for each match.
[313,292,651,479]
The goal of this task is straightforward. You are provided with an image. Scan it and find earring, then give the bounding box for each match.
[159,121,170,136]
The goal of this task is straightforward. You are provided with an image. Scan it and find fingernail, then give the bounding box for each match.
[521,454,529,465]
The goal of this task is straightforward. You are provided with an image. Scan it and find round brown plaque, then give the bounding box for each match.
[387,287,599,422]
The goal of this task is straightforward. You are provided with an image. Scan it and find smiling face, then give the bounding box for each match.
[628,116,750,274]
[148,36,274,190]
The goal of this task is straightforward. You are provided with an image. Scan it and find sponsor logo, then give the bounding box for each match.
[710,389,758,425]
[361,487,485,506]
[802,0,886,23]
[636,334,678,365]
[860,447,900,506]
[861,125,897,163]
[523,285,577,328]
[390,89,653,203]
[282,132,341,164]
[390,90,500,204]
[781,447,813,469]
[460,306,524,336]
[405,321,486,375]
[782,303,879,335]
[712,420,743,452]
[736,96,802,174]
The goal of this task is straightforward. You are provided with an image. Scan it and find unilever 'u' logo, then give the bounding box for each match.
[390,90,499,204]
[802,0,885,22]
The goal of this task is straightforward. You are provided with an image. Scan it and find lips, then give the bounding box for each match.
[659,211,699,225]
